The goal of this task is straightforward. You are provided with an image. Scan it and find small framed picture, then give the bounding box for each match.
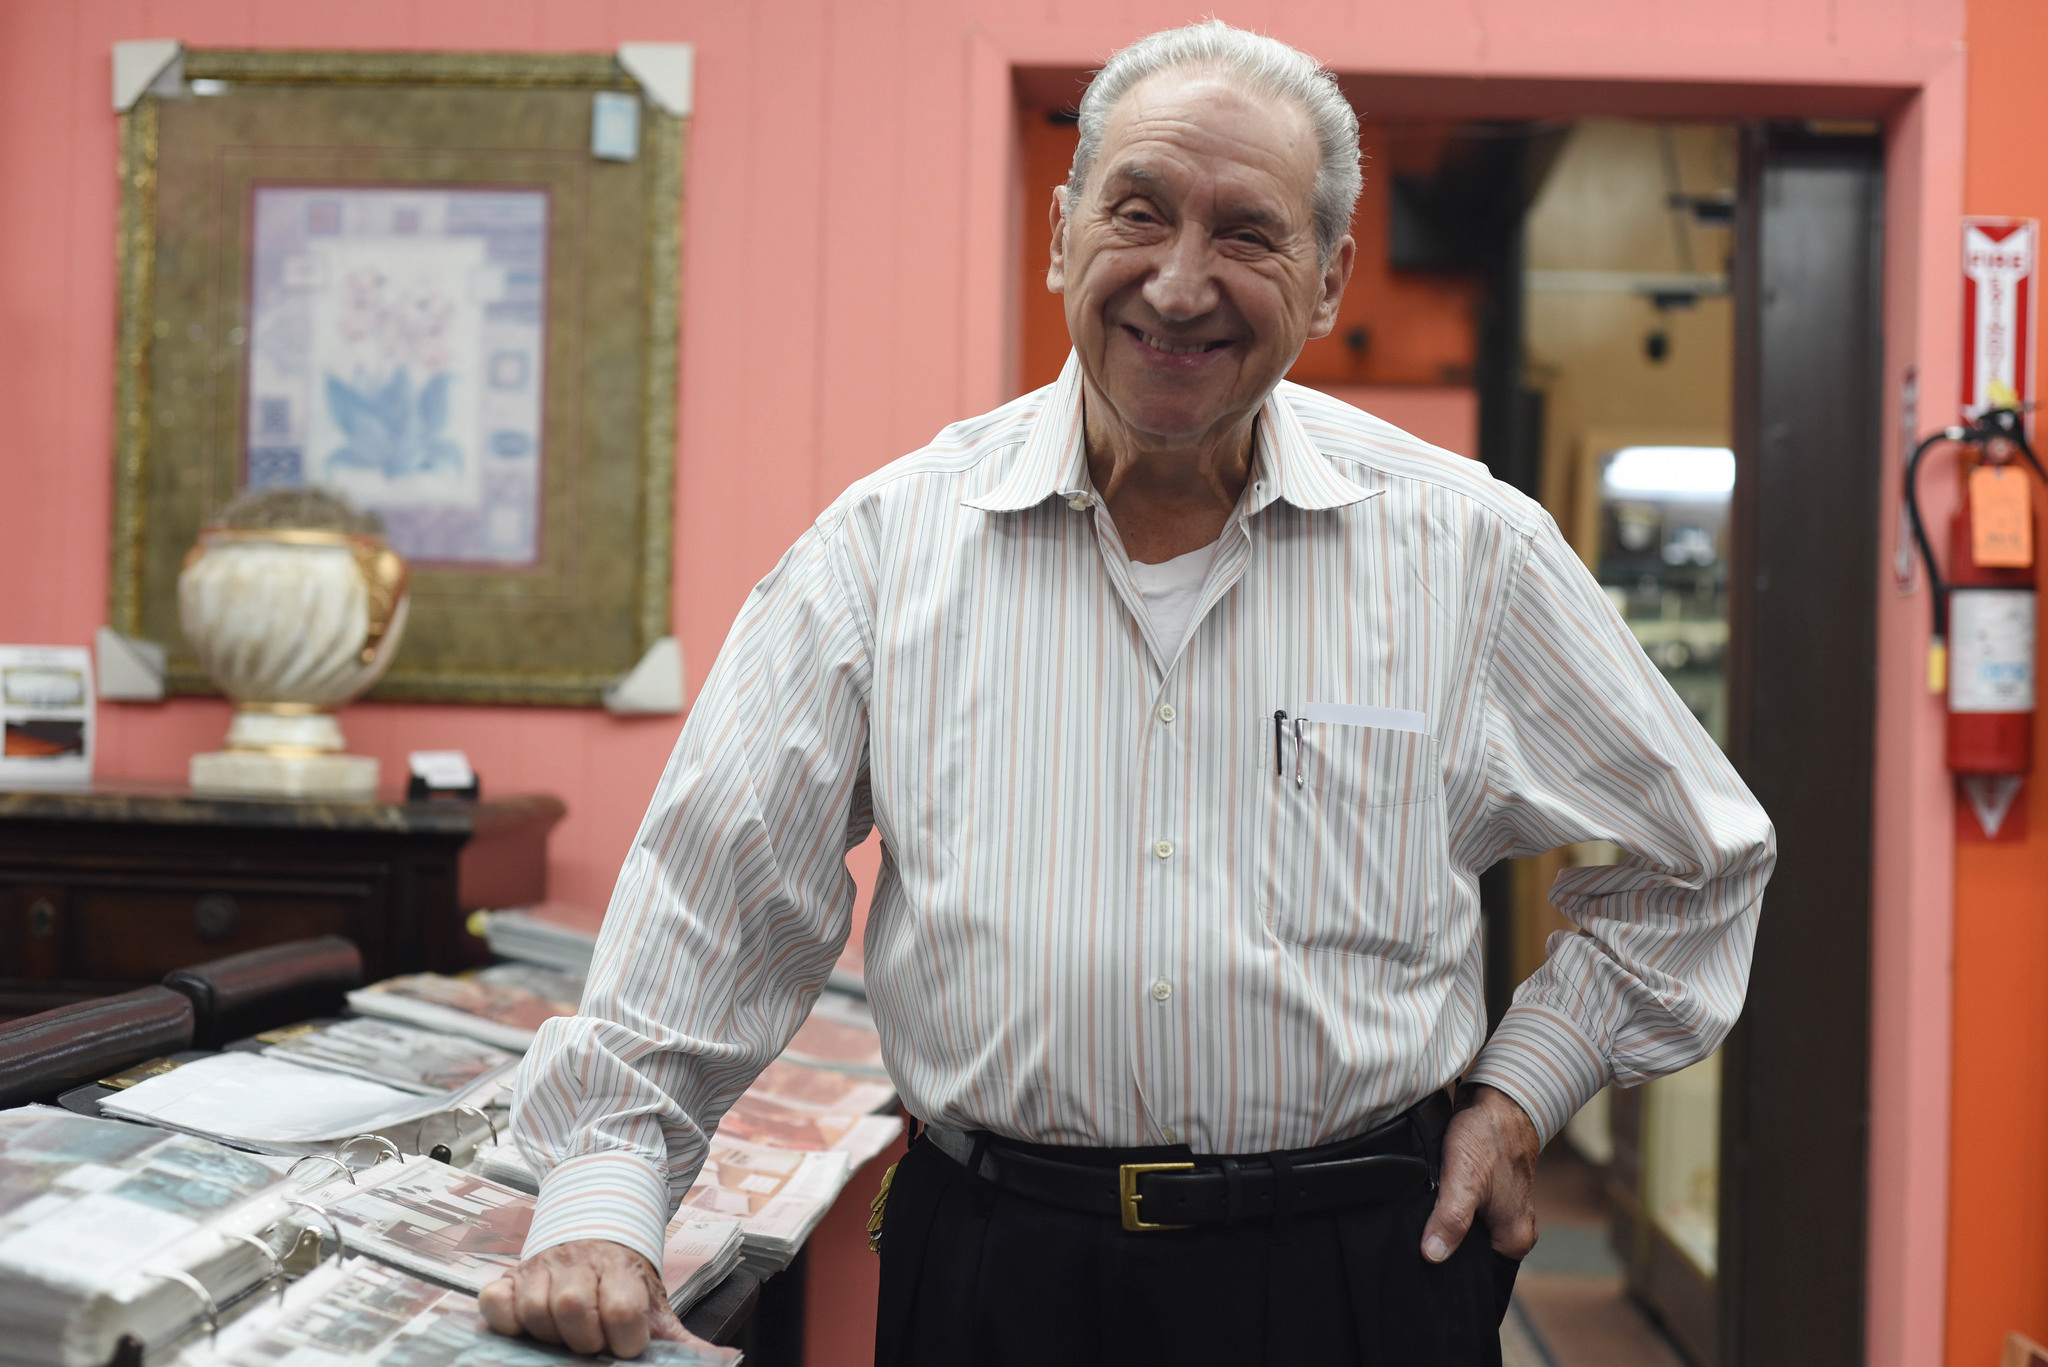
[0,646,94,787]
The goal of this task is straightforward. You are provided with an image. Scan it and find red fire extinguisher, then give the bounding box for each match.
[1906,406,2043,777]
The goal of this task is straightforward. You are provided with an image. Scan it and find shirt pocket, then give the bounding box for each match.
[1253,720,1448,963]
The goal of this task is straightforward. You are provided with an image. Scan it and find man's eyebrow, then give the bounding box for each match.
[1098,163,1295,233]
[1214,201,1288,232]
[1101,162,1168,192]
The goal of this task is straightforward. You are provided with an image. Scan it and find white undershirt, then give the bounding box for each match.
[1127,537,1222,654]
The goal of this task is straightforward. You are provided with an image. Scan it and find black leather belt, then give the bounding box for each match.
[922,1092,1446,1232]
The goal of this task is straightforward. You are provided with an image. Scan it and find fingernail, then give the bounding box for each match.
[1423,1234,1450,1262]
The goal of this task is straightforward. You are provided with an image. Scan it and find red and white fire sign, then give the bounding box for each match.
[1963,217,2039,417]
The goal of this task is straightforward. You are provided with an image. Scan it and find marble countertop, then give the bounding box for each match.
[0,783,565,834]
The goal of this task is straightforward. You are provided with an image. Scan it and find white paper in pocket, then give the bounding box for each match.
[1301,702,1428,733]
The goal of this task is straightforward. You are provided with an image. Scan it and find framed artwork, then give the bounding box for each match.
[110,49,687,705]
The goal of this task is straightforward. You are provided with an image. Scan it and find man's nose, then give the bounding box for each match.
[1141,230,1221,322]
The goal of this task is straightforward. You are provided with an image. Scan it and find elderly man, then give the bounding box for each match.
[482,21,1772,1366]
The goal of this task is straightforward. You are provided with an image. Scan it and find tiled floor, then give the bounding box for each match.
[1501,1146,1691,1367]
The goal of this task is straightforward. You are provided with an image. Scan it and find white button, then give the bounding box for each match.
[1154,839,1173,859]
[1162,1126,1177,1143]
[1068,495,1090,511]
[1151,979,1173,1001]
[1157,703,1177,723]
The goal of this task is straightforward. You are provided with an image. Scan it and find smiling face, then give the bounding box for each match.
[1050,67,1354,449]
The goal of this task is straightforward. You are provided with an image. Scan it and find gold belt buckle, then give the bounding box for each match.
[1118,1161,1195,1231]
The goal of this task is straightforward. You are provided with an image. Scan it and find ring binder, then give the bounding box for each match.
[285,1199,348,1267]
[335,1133,401,1167]
[140,1269,218,1341]
[287,1154,355,1186]
[412,1104,498,1161]
[224,1231,287,1304]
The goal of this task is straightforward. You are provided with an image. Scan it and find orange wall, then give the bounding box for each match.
[1948,0,2048,1360]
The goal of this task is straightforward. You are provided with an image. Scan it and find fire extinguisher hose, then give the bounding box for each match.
[1905,428,1959,640]
[1902,406,2046,645]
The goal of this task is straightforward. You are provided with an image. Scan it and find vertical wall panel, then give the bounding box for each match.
[813,0,908,503]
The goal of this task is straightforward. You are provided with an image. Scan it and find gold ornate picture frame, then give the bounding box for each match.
[111,48,685,705]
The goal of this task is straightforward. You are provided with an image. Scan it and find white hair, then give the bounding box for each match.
[1065,21,1362,263]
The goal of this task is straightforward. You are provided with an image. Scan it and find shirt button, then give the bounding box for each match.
[1162,1126,1178,1143]
[1068,495,1090,511]
[1153,839,1173,859]
[1151,979,1173,1001]
[1157,702,1176,723]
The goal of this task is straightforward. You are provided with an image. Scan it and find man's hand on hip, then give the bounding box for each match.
[479,1238,686,1358]
[1420,1084,1541,1264]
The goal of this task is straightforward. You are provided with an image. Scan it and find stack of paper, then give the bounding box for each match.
[475,903,603,976]
[293,1157,741,1315]
[454,993,899,1279]
[99,1053,503,1160]
[746,1058,896,1116]
[347,964,584,1051]
[185,1259,739,1367]
[259,1017,519,1095]
[470,1144,541,1195]
[677,1136,854,1275]
[716,1092,899,1167]
[0,1108,295,1367]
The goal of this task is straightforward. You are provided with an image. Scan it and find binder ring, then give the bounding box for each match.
[336,1133,401,1167]
[286,1199,347,1266]
[224,1231,286,1303]
[413,1104,499,1158]
[457,1104,500,1148]
[142,1268,219,1340]
[287,1154,355,1186]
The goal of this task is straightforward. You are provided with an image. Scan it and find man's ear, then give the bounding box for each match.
[1046,186,1070,295]
[1306,233,1357,340]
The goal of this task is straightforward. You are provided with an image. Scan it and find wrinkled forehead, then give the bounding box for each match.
[1090,66,1320,217]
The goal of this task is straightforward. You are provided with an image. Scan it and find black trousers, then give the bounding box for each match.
[873,1117,1519,1367]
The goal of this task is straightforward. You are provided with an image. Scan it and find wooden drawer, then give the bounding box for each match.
[0,789,563,982]
[0,883,66,982]
[0,876,372,985]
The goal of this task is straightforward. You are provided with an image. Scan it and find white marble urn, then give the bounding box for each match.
[179,528,410,798]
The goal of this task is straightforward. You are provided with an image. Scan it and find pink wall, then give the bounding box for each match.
[0,2,1968,1363]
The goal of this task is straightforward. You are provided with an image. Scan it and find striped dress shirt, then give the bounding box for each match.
[514,355,1775,1271]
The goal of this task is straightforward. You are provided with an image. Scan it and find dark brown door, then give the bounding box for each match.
[1719,121,1884,1367]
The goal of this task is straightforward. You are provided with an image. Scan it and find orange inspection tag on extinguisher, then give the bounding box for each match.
[1970,464,2034,568]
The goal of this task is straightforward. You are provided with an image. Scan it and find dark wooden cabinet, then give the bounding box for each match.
[0,786,564,1014]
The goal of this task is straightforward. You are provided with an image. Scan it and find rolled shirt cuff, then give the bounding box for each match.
[1465,1000,1609,1145]
[524,1150,673,1274]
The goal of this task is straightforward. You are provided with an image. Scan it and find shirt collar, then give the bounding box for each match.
[965,351,1380,515]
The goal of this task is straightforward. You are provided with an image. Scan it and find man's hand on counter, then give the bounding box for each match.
[480,1238,687,1359]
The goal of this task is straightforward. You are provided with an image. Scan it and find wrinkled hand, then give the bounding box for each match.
[1421,1084,1540,1263]
[480,1239,686,1359]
